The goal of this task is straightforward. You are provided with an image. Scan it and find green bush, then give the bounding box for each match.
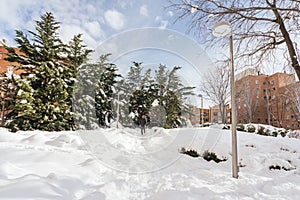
[180,148,200,157]
[236,124,245,131]
[247,124,256,133]
[272,131,278,137]
[257,126,265,135]
[279,130,288,137]
[202,150,227,163]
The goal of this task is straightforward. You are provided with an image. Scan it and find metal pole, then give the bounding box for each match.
[230,33,238,179]
[116,92,120,128]
[201,95,204,127]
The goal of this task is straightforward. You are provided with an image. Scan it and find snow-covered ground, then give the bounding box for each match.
[0,125,299,200]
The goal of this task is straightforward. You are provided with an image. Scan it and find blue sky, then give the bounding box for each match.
[0,0,189,48]
[0,0,219,107]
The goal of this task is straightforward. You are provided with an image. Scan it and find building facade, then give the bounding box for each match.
[0,39,21,75]
[186,104,210,126]
[235,71,299,129]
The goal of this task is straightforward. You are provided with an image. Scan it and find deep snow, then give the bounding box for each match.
[0,125,299,200]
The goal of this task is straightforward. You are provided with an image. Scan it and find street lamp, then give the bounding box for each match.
[198,94,204,127]
[116,91,124,128]
[212,21,238,179]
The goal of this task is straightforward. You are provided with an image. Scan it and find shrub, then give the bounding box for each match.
[247,124,256,133]
[222,125,230,130]
[180,148,200,157]
[202,150,227,163]
[288,130,300,139]
[269,164,296,171]
[272,131,278,137]
[279,130,288,137]
[269,165,281,170]
[257,126,265,135]
[236,124,245,131]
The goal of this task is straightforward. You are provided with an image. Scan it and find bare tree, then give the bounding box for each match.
[168,0,300,78]
[236,76,259,123]
[200,64,230,123]
[282,81,300,127]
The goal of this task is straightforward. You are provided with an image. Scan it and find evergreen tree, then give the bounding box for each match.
[0,72,18,126]
[74,54,121,129]
[117,62,153,126]
[95,55,121,127]
[128,84,159,124]
[154,65,195,128]
[5,12,91,131]
[65,34,93,128]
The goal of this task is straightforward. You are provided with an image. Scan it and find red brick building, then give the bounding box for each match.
[186,104,210,126]
[0,39,21,75]
[235,71,299,129]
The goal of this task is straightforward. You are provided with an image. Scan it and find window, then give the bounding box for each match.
[255,80,259,84]
[0,53,3,59]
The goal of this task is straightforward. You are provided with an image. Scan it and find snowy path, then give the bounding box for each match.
[0,127,300,199]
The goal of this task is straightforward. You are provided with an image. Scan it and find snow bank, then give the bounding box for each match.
[0,126,299,199]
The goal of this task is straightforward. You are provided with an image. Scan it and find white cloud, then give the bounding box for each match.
[83,21,105,39]
[155,16,168,29]
[104,9,125,30]
[159,20,168,29]
[167,11,173,17]
[140,5,148,17]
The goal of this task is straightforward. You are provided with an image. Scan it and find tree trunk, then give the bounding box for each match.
[272,5,300,78]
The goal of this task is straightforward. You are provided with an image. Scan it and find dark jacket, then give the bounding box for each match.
[139,117,147,127]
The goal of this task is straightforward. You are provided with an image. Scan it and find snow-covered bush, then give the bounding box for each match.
[179,147,199,157]
[202,150,227,163]
[247,124,256,133]
[288,130,300,139]
[236,124,245,132]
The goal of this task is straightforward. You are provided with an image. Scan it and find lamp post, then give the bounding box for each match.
[212,21,238,179]
[116,91,124,128]
[198,94,204,127]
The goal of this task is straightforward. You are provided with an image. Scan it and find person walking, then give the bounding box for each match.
[139,114,147,135]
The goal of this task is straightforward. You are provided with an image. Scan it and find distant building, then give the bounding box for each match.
[235,71,299,129]
[185,104,209,126]
[208,104,231,124]
[0,39,22,76]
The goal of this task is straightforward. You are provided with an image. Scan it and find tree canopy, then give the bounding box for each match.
[169,0,300,78]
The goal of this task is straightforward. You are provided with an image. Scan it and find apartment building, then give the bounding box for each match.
[0,39,21,75]
[208,104,231,124]
[235,71,299,129]
[186,104,210,126]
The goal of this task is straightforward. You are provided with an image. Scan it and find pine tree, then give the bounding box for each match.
[128,84,159,124]
[154,65,195,128]
[74,54,121,129]
[5,12,91,131]
[118,62,153,126]
[95,55,121,127]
